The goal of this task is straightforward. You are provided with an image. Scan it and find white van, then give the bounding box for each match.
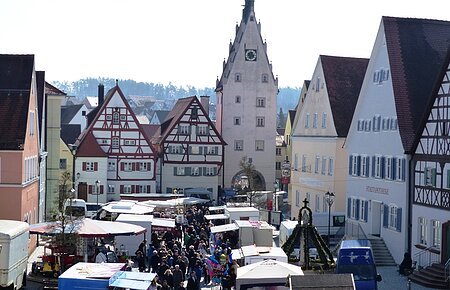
[64,199,87,217]
[0,220,29,289]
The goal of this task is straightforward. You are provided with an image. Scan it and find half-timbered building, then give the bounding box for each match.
[411,51,450,267]
[152,96,225,203]
[74,84,157,203]
[345,17,450,264]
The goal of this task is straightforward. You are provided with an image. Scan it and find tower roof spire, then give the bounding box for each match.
[242,0,255,21]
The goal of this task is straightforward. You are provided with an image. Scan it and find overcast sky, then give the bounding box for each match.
[1,0,449,88]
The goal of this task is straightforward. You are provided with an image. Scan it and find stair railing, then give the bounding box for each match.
[445,257,450,283]
[344,220,367,240]
[413,246,440,269]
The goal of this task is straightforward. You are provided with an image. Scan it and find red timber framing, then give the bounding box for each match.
[413,62,450,210]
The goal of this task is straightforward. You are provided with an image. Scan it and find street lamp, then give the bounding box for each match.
[273,181,279,211]
[95,180,101,206]
[68,144,78,192]
[325,191,335,247]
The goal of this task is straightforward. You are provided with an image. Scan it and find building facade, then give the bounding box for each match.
[215,0,277,191]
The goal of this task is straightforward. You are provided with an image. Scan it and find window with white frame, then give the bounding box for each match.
[276,148,282,156]
[206,146,218,155]
[178,125,190,135]
[315,155,320,174]
[205,167,216,176]
[373,115,381,132]
[295,191,300,206]
[112,137,120,149]
[136,185,147,193]
[390,117,398,130]
[302,155,307,172]
[108,184,115,193]
[374,156,383,178]
[124,140,136,145]
[276,162,281,170]
[322,113,327,128]
[328,157,334,176]
[315,195,320,212]
[395,157,406,181]
[255,140,264,151]
[425,167,436,186]
[351,155,359,177]
[418,217,427,245]
[124,162,133,172]
[360,200,367,221]
[385,156,394,180]
[60,158,67,170]
[234,140,243,151]
[256,97,265,107]
[388,205,398,229]
[190,146,200,155]
[431,220,441,247]
[321,156,326,175]
[382,117,390,130]
[170,145,182,154]
[120,115,126,121]
[357,119,365,131]
[113,112,119,124]
[29,111,35,135]
[85,162,95,171]
[140,162,149,171]
[106,115,112,120]
[123,185,131,194]
[191,167,201,176]
[256,116,265,127]
[176,167,185,176]
[361,155,370,177]
[364,119,372,132]
[313,113,318,128]
[108,161,116,171]
[305,113,310,128]
[197,125,208,135]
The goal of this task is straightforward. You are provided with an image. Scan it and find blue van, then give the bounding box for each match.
[336,239,382,290]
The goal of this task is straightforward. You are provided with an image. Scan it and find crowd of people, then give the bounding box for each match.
[132,204,239,290]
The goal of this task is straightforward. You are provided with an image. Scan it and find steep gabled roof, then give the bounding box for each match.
[36,71,45,136]
[141,124,160,140]
[383,16,450,153]
[76,131,107,157]
[45,81,66,96]
[154,110,170,123]
[61,104,83,124]
[152,96,226,145]
[61,124,81,147]
[0,54,34,150]
[321,55,369,137]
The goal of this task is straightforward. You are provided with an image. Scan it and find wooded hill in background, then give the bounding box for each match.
[53,77,300,114]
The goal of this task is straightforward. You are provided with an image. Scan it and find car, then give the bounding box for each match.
[85,203,103,218]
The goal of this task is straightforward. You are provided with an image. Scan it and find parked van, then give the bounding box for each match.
[0,220,29,289]
[85,203,103,218]
[336,239,382,290]
[64,198,87,217]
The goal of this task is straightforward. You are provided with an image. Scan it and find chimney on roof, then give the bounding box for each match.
[98,84,104,107]
[200,96,210,116]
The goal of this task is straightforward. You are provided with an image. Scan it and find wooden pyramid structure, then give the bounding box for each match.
[281,198,335,270]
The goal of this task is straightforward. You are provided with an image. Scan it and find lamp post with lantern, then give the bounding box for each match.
[95,180,101,206]
[325,191,335,247]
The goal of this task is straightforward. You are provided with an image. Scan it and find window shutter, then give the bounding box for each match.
[136,163,140,171]
[100,185,104,194]
[120,185,124,193]
[121,162,125,171]
[173,167,177,176]
[348,155,353,175]
[372,156,376,177]
[392,158,397,180]
[147,185,151,193]
[199,146,203,155]
[195,126,199,135]
[357,156,361,176]
[364,201,369,222]
[88,185,93,194]
[396,208,402,232]
[198,168,202,176]
[347,198,351,218]
[381,157,385,179]
[147,162,151,171]
[431,168,436,186]
[355,199,360,220]
[202,167,207,175]
[366,156,370,177]
[213,167,218,175]
[214,146,218,155]
[401,158,406,181]
[94,162,98,171]
[168,145,172,153]
[132,163,136,171]
[82,162,87,170]
[185,167,191,176]
[131,185,135,193]
[383,204,388,228]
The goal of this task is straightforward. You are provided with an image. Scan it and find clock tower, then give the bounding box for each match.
[216,0,278,192]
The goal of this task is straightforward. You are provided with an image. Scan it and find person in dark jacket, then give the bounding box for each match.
[399,252,413,275]
[186,270,200,290]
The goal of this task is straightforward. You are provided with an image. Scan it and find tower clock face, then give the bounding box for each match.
[245,49,257,61]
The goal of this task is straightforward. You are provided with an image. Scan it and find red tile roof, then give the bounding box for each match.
[321,55,369,137]
[384,16,450,153]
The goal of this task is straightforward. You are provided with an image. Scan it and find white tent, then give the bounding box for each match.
[142,197,209,208]
[101,200,155,215]
[235,259,304,290]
